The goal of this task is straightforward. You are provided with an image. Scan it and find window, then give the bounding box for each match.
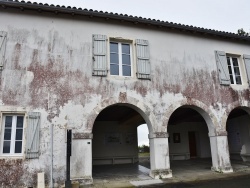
[92,34,151,79]
[227,56,242,85]
[1,115,24,155]
[110,42,132,76]
[215,51,249,86]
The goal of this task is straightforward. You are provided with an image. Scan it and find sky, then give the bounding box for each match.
[137,124,149,146]
[26,0,249,146]
[28,0,250,33]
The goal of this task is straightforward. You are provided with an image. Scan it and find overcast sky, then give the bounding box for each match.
[26,0,249,146]
[29,0,250,33]
[137,124,149,146]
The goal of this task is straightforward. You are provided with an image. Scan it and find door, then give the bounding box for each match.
[188,131,197,158]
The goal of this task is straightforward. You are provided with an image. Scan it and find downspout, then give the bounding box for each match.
[50,124,53,188]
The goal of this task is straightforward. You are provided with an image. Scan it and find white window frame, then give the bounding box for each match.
[0,114,25,156]
[226,56,242,85]
[109,41,133,77]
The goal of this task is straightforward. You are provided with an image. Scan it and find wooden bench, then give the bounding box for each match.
[93,156,138,165]
[170,153,190,160]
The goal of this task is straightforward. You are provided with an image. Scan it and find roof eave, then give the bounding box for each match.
[1,0,250,42]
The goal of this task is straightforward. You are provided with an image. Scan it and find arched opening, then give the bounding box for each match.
[92,104,151,181]
[227,107,250,162]
[168,106,212,177]
[137,124,150,170]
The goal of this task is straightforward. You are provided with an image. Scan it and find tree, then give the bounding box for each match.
[138,145,150,153]
[237,28,249,36]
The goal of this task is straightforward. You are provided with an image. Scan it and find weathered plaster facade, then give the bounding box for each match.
[0,1,250,187]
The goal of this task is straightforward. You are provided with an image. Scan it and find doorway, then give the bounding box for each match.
[188,131,197,158]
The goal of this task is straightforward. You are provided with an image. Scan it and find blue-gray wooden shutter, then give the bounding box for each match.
[0,31,7,69]
[26,112,41,159]
[243,54,250,86]
[215,51,230,85]
[92,34,108,76]
[135,39,151,79]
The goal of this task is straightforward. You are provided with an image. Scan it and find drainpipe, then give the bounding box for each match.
[50,124,53,188]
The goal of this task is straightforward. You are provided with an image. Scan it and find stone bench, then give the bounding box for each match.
[240,153,250,162]
[93,156,138,165]
[170,153,190,160]
[229,152,241,160]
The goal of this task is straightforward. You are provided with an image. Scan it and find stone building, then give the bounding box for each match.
[0,0,250,187]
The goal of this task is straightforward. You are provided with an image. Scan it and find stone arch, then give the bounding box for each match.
[87,93,156,134]
[225,103,250,161]
[165,98,234,173]
[164,98,217,135]
[221,102,250,130]
[226,101,250,115]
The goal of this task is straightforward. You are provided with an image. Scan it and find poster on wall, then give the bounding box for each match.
[105,133,121,144]
[125,133,137,144]
[173,133,181,143]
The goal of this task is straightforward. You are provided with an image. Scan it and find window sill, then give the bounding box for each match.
[108,75,135,81]
[230,84,249,90]
[0,155,24,159]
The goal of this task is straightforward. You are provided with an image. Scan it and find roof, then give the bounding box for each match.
[1,0,250,43]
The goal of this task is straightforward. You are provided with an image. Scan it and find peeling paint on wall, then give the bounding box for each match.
[0,9,250,187]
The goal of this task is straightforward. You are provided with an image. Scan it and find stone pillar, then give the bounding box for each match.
[70,133,93,184]
[149,132,172,179]
[209,131,233,173]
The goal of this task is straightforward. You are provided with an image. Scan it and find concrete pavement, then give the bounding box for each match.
[74,158,250,187]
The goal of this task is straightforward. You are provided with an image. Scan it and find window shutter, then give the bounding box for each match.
[26,112,41,159]
[215,51,230,85]
[243,54,250,86]
[0,31,7,69]
[92,34,108,76]
[135,39,151,79]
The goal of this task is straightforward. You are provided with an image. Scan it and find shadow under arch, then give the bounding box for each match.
[221,103,250,130]
[91,100,155,179]
[227,105,250,118]
[165,99,234,173]
[226,101,250,115]
[87,96,155,135]
[226,106,250,162]
[167,103,215,175]
[165,99,217,135]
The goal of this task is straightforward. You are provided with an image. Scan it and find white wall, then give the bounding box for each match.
[92,121,138,165]
[0,7,249,184]
[168,122,211,159]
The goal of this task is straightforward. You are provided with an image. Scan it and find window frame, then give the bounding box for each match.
[0,114,25,157]
[109,39,133,77]
[226,55,242,85]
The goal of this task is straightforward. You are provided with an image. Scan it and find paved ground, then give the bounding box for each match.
[141,174,250,188]
[86,158,250,188]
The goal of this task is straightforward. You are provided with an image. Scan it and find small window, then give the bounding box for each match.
[1,115,24,155]
[226,56,242,85]
[110,42,132,77]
